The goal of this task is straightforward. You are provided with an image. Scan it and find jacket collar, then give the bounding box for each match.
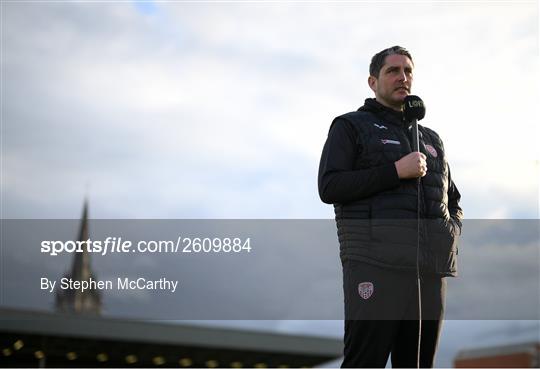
[358,98,409,128]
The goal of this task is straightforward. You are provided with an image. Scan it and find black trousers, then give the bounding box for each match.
[341,261,446,368]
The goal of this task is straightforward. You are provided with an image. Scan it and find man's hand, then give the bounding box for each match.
[395,152,427,179]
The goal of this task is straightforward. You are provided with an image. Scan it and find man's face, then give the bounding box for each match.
[368,54,414,111]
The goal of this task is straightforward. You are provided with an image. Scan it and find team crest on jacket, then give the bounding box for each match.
[425,144,438,157]
[358,282,374,299]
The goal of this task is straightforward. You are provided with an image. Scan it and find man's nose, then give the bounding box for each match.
[398,70,408,82]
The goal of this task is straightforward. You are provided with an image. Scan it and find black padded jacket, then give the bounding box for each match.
[318,98,463,277]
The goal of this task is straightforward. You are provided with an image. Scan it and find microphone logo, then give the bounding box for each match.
[407,100,424,108]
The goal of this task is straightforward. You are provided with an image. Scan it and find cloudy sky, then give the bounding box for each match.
[2,0,538,219]
[1,0,539,367]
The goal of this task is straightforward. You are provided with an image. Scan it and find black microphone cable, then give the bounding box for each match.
[403,95,426,369]
[411,128,422,369]
[415,176,422,369]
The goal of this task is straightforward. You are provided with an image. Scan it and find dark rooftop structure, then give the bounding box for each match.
[0,307,341,368]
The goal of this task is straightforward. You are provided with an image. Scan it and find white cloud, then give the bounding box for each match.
[2,2,537,218]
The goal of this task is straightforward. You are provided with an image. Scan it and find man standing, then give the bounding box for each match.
[318,46,462,368]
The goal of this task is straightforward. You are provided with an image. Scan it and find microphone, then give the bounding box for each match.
[403,95,425,152]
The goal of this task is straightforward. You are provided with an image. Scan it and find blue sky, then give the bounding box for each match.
[1,1,539,367]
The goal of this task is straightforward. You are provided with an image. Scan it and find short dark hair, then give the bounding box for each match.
[369,46,413,78]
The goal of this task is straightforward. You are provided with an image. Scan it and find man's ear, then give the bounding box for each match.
[368,75,377,93]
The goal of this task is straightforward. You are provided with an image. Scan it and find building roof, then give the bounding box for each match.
[0,307,341,367]
[0,307,340,356]
[455,341,540,360]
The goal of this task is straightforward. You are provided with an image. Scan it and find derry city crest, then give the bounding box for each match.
[358,282,374,300]
[425,144,438,157]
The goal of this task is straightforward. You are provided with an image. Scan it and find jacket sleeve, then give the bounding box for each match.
[318,118,401,204]
[447,166,463,236]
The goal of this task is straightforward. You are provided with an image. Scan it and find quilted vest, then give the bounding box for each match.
[334,108,459,277]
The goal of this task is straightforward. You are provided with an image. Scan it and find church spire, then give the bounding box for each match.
[71,199,90,282]
[56,198,102,314]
